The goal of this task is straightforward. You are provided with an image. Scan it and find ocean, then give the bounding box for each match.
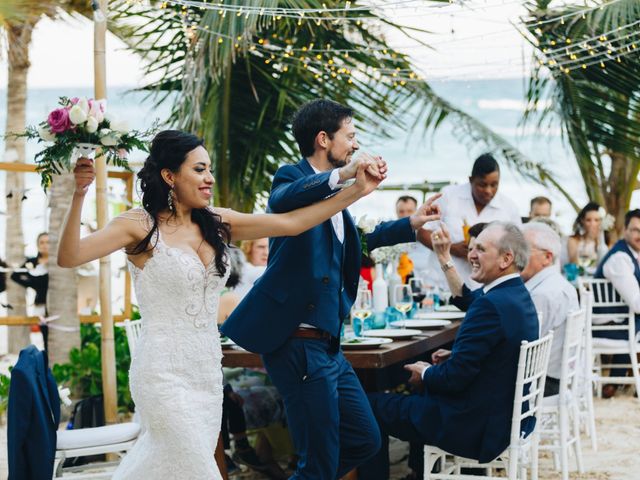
[0,78,598,260]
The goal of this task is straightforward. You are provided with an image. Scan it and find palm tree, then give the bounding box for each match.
[521,0,640,237]
[2,0,91,356]
[114,0,559,212]
[1,3,44,353]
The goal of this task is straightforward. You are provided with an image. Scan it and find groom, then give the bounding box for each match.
[222,99,440,479]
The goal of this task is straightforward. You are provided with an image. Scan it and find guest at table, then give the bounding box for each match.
[593,209,640,398]
[358,222,538,479]
[11,232,49,350]
[521,222,579,396]
[567,202,608,269]
[217,247,289,479]
[396,195,430,282]
[526,196,552,222]
[418,154,521,290]
[235,238,269,298]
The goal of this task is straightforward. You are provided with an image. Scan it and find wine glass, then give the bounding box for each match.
[409,278,426,311]
[352,289,372,337]
[393,285,413,329]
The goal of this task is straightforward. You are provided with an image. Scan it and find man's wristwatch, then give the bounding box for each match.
[441,260,454,272]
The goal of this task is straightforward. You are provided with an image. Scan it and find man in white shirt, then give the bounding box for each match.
[521,222,579,396]
[593,209,640,397]
[419,154,521,289]
[396,195,431,275]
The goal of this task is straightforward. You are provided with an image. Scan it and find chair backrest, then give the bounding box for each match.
[559,309,586,399]
[122,319,143,356]
[579,287,595,374]
[578,277,636,339]
[511,332,554,445]
[577,278,630,322]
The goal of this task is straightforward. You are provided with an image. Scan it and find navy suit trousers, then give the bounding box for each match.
[262,338,381,479]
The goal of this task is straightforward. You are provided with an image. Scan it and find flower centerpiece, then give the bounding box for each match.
[19,96,155,189]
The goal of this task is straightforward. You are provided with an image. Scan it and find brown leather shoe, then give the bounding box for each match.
[602,384,618,399]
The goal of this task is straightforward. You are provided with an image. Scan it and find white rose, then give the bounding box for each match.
[110,118,129,133]
[99,128,120,146]
[89,102,104,123]
[77,98,90,114]
[69,105,88,125]
[85,116,99,133]
[357,215,377,234]
[37,125,56,142]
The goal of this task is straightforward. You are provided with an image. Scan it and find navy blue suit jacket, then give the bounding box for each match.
[8,345,60,480]
[222,159,415,353]
[410,277,539,463]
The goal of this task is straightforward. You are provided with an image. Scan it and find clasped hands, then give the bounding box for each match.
[404,349,451,391]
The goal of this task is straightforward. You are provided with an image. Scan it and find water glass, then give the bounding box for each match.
[352,289,372,337]
[393,285,413,328]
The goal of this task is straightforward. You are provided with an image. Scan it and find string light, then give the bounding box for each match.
[523,0,623,28]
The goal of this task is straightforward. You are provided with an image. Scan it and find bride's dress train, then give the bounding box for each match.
[113,209,229,479]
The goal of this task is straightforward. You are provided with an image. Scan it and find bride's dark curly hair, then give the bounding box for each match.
[129,130,230,275]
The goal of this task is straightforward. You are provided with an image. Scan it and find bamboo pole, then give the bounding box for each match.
[94,0,118,426]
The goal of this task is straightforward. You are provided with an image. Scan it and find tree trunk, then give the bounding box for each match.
[4,21,35,353]
[46,173,80,366]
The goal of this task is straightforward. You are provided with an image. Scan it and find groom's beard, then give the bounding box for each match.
[327,149,350,169]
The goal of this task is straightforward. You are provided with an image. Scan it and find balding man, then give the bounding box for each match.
[521,222,579,396]
[358,222,539,478]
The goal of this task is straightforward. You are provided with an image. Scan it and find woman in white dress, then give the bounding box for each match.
[57,130,384,479]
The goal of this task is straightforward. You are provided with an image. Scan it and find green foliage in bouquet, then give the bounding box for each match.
[17,96,156,190]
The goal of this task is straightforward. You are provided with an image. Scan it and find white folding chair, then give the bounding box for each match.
[539,309,585,480]
[578,278,640,398]
[54,319,144,477]
[54,423,140,478]
[424,333,554,480]
[120,319,143,355]
[577,288,597,451]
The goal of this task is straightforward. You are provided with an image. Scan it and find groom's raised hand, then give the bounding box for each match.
[339,153,386,183]
[409,193,442,230]
[354,157,385,195]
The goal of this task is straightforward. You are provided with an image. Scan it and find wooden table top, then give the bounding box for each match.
[221,321,460,370]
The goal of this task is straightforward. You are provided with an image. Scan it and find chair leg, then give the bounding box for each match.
[530,433,539,480]
[630,343,640,400]
[508,446,518,480]
[585,380,598,451]
[559,405,569,480]
[571,400,584,473]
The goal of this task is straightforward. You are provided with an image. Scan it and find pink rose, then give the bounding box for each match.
[48,108,71,133]
[70,97,79,105]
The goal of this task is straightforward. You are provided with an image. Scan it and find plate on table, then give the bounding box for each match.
[435,305,461,312]
[341,337,393,350]
[362,328,422,339]
[413,311,465,320]
[390,319,452,329]
[220,337,236,349]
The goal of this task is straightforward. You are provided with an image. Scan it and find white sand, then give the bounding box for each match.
[0,385,638,479]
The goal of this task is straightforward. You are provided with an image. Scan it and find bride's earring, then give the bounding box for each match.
[167,186,175,213]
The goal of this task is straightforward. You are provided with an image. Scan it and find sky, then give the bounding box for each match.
[0,0,542,88]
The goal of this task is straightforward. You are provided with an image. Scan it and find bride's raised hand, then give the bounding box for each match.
[354,158,385,196]
[73,157,96,195]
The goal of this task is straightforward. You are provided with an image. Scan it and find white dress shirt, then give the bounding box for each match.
[426,183,522,289]
[525,266,579,379]
[602,243,640,317]
[300,166,343,329]
[311,165,344,243]
[234,264,267,299]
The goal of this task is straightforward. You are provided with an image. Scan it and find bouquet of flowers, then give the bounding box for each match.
[19,96,154,189]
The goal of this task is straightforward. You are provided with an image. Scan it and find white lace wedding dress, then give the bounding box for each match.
[113,209,228,479]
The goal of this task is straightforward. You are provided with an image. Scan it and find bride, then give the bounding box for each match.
[57,130,385,478]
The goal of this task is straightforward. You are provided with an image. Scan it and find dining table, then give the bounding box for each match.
[215,319,462,479]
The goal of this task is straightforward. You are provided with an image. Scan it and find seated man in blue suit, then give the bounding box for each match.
[222,99,441,479]
[358,222,539,479]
